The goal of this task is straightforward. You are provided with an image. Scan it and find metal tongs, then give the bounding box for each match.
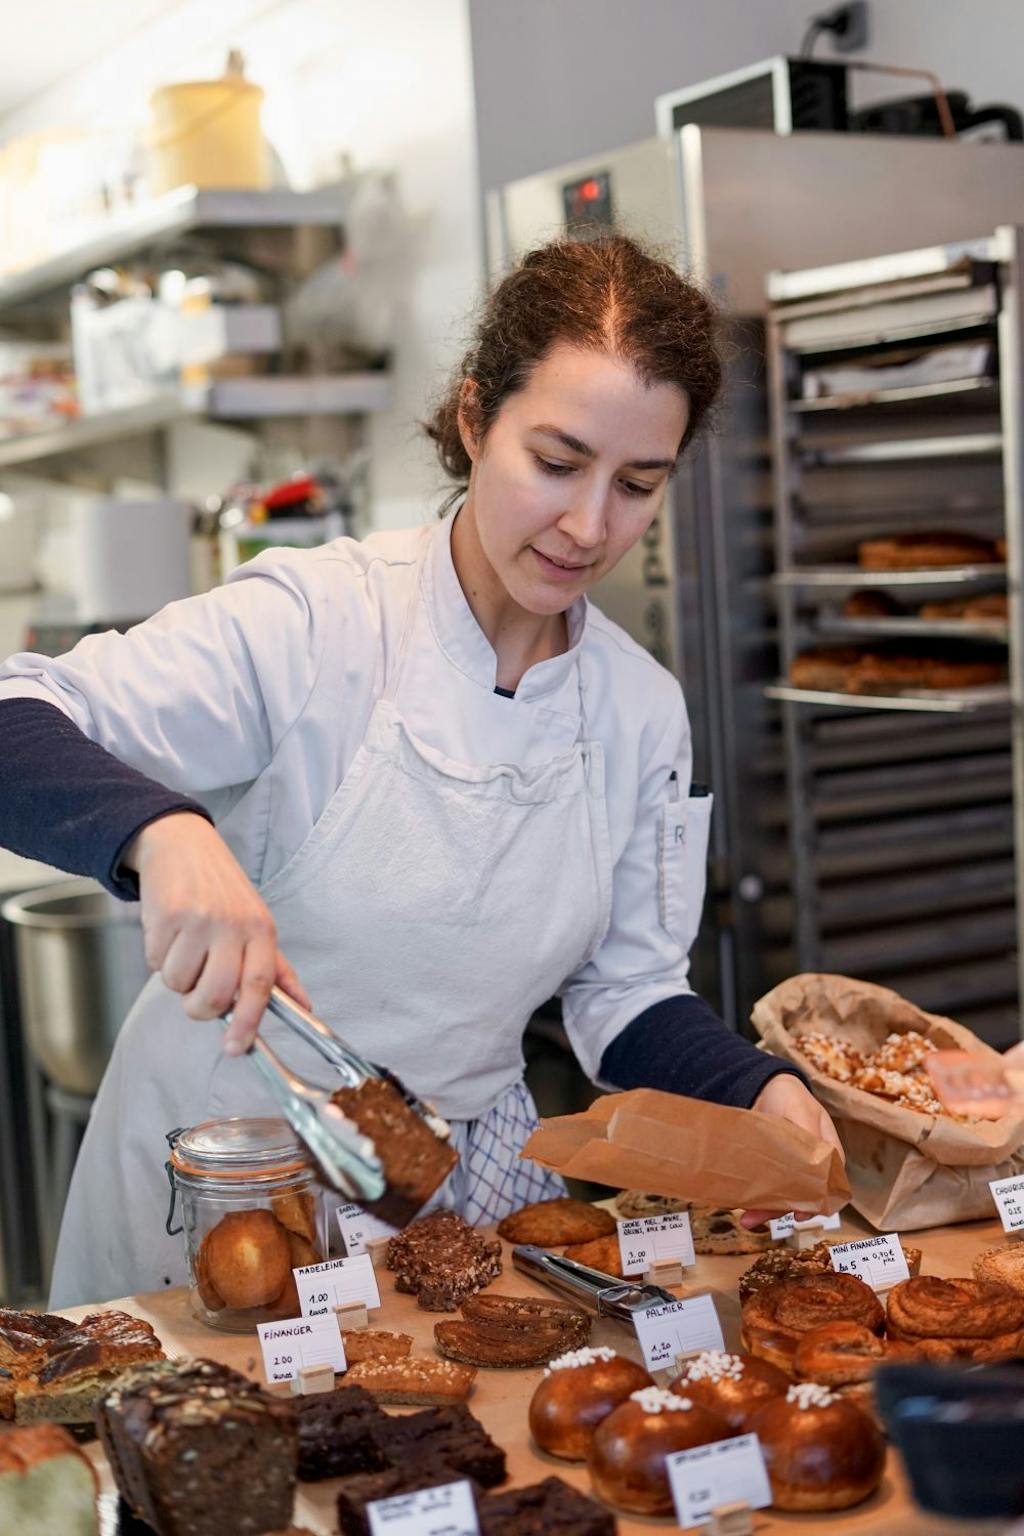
[513,1244,677,1327]
[222,985,451,1201]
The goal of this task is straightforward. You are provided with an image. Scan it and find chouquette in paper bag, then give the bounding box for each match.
[520,1087,849,1216]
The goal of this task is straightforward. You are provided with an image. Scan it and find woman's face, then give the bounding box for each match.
[460,342,690,617]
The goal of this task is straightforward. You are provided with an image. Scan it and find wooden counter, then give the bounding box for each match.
[79,1211,1015,1535]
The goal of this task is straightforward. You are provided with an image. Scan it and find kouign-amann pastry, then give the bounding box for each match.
[886,1275,1024,1359]
[670,1349,788,1431]
[588,1387,732,1515]
[343,1355,476,1404]
[330,1078,459,1228]
[529,1347,653,1460]
[742,1273,884,1373]
[497,1198,616,1247]
[97,1358,296,1536]
[0,1423,98,1536]
[747,1382,884,1511]
[386,1209,502,1311]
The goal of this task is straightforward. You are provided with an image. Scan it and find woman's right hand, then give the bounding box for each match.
[123,811,310,1055]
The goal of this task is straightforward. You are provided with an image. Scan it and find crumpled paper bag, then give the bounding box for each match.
[520,1086,849,1215]
[751,973,1024,1230]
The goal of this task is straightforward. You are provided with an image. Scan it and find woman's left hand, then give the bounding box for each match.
[739,1073,845,1230]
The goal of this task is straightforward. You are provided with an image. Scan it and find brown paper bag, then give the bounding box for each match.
[751,973,1024,1230]
[520,1086,850,1215]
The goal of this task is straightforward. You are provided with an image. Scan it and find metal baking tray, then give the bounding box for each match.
[816,616,1009,644]
[765,682,1011,714]
[790,377,998,414]
[774,564,1006,590]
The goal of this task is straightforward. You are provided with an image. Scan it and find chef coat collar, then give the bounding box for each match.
[424,511,588,703]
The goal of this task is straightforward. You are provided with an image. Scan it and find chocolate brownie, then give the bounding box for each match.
[386,1210,502,1311]
[383,1403,506,1488]
[330,1079,459,1228]
[295,1385,390,1481]
[336,1459,477,1536]
[479,1477,616,1536]
[96,1358,296,1536]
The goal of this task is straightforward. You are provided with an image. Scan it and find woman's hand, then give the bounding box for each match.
[123,811,310,1055]
[739,1072,845,1230]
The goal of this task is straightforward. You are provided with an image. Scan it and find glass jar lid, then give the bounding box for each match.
[170,1115,312,1185]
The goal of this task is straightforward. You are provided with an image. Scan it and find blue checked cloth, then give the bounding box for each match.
[433,1079,566,1224]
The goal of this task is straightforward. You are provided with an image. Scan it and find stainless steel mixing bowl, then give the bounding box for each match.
[2,878,149,1095]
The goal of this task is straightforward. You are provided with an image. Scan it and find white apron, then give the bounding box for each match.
[50,528,613,1306]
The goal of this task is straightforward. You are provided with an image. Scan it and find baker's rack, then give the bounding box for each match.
[765,230,1024,1045]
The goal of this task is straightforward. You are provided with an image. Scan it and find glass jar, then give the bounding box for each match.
[168,1116,328,1331]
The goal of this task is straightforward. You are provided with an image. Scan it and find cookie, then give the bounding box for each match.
[613,1192,689,1220]
[691,1206,772,1256]
[496,1198,616,1247]
[562,1235,622,1277]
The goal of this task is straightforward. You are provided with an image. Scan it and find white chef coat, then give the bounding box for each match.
[0,511,710,1112]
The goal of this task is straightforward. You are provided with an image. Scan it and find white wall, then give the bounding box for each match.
[0,0,482,530]
[468,0,1024,190]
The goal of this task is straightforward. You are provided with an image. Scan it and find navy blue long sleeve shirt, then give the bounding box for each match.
[0,697,802,1107]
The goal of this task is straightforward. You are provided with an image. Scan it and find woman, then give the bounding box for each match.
[0,235,840,1306]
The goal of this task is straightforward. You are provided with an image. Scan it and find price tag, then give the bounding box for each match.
[632,1293,725,1371]
[255,1313,347,1384]
[769,1211,842,1240]
[667,1433,772,1529]
[337,1203,399,1256]
[990,1174,1024,1233]
[829,1233,909,1291]
[295,1252,381,1317]
[617,1212,696,1276]
[367,1479,479,1536]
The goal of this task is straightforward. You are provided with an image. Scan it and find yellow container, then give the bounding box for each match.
[148,60,268,195]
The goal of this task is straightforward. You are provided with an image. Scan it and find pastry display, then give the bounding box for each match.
[746,1382,885,1511]
[587,1386,732,1515]
[742,1272,884,1372]
[343,1354,476,1404]
[330,1078,459,1228]
[972,1243,1024,1296]
[341,1328,413,1364]
[96,1358,297,1536]
[497,1197,617,1246]
[528,1347,653,1460]
[0,1422,98,1535]
[857,531,1002,569]
[885,1275,1024,1359]
[386,1209,502,1311]
[670,1349,788,1431]
[8,1309,165,1425]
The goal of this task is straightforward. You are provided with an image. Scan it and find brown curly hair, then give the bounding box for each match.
[424,232,722,491]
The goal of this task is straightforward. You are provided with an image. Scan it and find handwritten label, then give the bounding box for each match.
[367,1479,479,1536]
[667,1433,772,1529]
[769,1211,843,1240]
[829,1233,909,1291]
[632,1293,725,1371]
[256,1313,347,1384]
[337,1203,399,1256]
[990,1175,1024,1233]
[617,1212,696,1276]
[295,1252,381,1317]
